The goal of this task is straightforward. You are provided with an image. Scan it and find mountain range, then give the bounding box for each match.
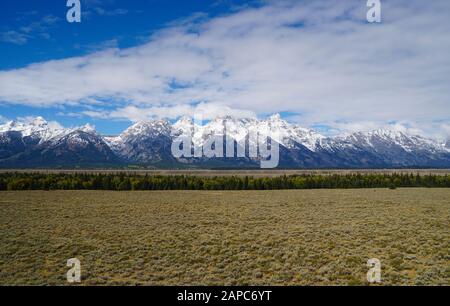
[0,115,449,169]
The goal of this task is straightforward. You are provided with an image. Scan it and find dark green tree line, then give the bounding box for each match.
[0,172,449,191]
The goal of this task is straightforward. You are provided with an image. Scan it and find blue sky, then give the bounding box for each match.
[0,0,449,138]
[0,0,258,133]
[0,0,257,69]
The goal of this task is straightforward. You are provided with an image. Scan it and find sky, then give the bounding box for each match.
[0,0,449,138]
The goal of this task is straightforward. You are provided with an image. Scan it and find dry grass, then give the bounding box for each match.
[0,189,448,286]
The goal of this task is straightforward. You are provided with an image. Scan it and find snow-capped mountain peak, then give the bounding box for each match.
[105,119,172,152]
[1,115,449,168]
[0,117,46,134]
[0,120,22,132]
[122,120,171,138]
[268,113,282,122]
[342,127,448,154]
[173,116,194,134]
[31,116,48,127]
[0,117,67,143]
[79,123,96,134]
[175,116,193,126]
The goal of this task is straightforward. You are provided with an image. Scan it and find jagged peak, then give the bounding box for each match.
[120,119,171,139]
[1,114,446,154]
[354,128,432,142]
[174,116,194,126]
[2,120,20,128]
[31,116,48,126]
[372,128,405,137]
[1,114,449,168]
[269,113,282,121]
[0,116,52,133]
[1,117,47,129]
[174,113,287,126]
[131,119,170,128]
[347,128,402,138]
[79,123,96,133]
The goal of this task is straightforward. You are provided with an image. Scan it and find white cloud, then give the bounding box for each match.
[94,8,129,16]
[19,14,59,34]
[0,14,59,44]
[0,0,449,137]
[75,39,119,52]
[0,31,29,45]
[83,103,256,122]
[439,123,450,140]
[17,116,64,130]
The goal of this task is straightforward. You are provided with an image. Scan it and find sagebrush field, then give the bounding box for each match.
[0,189,448,285]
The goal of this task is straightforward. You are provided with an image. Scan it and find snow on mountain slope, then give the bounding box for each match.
[339,129,448,154]
[259,114,325,151]
[0,115,448,168]
[105,120,172,149]
[172,116,195,137]
[0,117,100,145]
[171,114,326,152]
[105,120,175,163]
[0,117,67,143]
[129,114,448,162]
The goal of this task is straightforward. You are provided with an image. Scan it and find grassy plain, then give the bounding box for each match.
[0,189,448,285]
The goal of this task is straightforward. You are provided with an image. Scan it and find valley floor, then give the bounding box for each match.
[0,189,448,285]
